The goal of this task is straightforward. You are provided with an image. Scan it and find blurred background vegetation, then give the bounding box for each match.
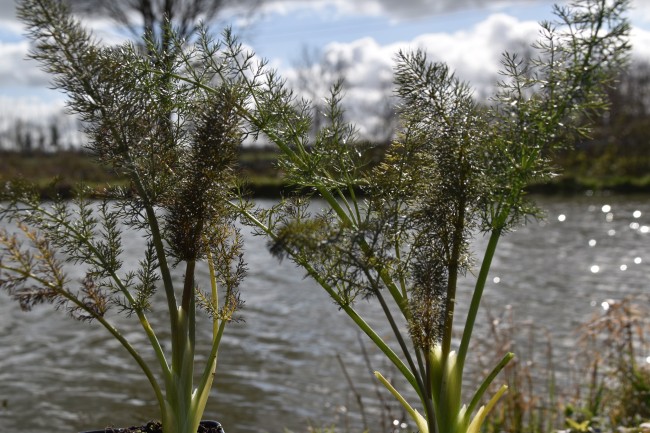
[2,59,650,198]
[550,59,650,193]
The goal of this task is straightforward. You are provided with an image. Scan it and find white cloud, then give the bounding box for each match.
[354,0,549,20]
[631,0,650,26]
[411,13,540,94]
[287,13,542,139]
[255,0,555,20]
[253,0,650,27]
[287,10,650,140]
[1,0,647,28]
[0,95,65,122]
[0,40,49,87]
[0,38,66,127]
[0,0,549,21]
[631,26,650,62]
[0,0,17,20]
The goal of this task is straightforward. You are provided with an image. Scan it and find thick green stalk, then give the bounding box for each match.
[416,348,436,433]
[441,205,467,360]
[376,371,429,433]
[458,227,503,369]
[176,260,197,368]
[134,172,180,325]
[166,306,197,433]
[194,256,228,431]
[191,251,228,433]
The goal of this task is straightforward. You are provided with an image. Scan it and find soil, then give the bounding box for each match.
[83,420,225,433]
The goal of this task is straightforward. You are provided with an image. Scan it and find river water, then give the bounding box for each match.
[1,194,649,433]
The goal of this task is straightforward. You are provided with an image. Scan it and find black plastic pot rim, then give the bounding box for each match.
[79,420,223,433]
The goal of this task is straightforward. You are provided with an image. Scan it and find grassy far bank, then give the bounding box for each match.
[3,146,650,199]
[0,150,127,198]
[0,148,285,198]
[1,142,387,198]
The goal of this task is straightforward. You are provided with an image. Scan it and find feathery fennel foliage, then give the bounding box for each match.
[175,1,625,433]
[0,1,630,433]
[0,1,245,432]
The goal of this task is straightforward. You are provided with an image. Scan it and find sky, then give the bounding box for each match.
[1,0,650,141]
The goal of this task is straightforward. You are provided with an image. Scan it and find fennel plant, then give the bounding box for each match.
[161,0,629,432]
[0,1,245,432]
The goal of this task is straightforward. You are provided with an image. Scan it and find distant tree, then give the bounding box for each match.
[13,120,28,154]
[292,46,346,137]
[292,45,397,144]
[65,0,260,50]
[557,60,650,180]
[37,129,46,152]
[607,60,650,120]
[61,0,260,156]
[49,120,60,151]
[22,129,33,155]
[599,61,650,176]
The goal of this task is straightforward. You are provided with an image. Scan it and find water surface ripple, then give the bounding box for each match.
[1,195,649,433]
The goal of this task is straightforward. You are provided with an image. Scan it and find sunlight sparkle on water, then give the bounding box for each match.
[631,222,640,230]
[634,210,642,218]
[602,204,611,213]
[601,301,610,310]
[392,417,409,429]
[646,356,650,364]
[620,264,628,271]
[635,257,643,264]
[590,265,600,273]
[558,214,566,222]
[608,229,616,236]
[588,239,597,247]
[493,277,501,283]
[641,226,650,234]
[605,212,614,222]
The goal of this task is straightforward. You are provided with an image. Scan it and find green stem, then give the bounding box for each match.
[441,140,469,361]
[423,351,438,433]
[441,238,462,358]
[458,228,502,369]
[134,171,179,323]
[300,254,419,390]
[315,185,409,316]
[466,351,514,418]
[375,371,429,433]
[374,288,427,405]
[192,252,228,430]
[236,204,419,391]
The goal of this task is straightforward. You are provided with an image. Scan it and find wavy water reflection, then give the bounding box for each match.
[1,195,650,433]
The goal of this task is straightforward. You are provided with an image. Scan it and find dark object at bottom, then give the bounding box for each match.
[80,420,224,433]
